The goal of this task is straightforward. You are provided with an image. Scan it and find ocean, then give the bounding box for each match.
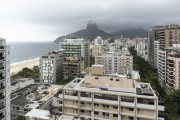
[7,42,59,63]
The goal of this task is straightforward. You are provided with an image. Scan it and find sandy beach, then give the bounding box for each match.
[10,58,40,75]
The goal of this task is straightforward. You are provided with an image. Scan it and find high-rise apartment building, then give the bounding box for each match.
[166,47,180,92]
[148,25,180,67]
[0,38,10,120]
[148,25,180,93]
[52,68,164,120]
[59,39,90,69]
[153,41,159,69]
[95,48,133,74]
[40,50,64,83]
[63,56,84,79]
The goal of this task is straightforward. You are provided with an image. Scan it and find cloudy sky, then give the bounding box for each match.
[0,0,180,42]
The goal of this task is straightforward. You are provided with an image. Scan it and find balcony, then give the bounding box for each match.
[0,77,4,81]
[0,57,4,61]
[0,86,5,91]
[0,67,4,71]
[0,106,5,111]
[0,115,5,120]
[0,46,5,50]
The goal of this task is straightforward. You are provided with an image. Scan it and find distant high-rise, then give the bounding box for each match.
[59,38,90,69]
[0,38,10,120]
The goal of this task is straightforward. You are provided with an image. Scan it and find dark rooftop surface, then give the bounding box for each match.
[11,84,41,106]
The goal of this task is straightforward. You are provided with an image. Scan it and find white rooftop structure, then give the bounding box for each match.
[58,115,74,120]
[25,109,50,120]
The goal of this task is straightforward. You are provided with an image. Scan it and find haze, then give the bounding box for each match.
[0,0,180,42]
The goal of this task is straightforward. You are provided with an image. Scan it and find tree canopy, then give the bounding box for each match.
[11,65,40,80]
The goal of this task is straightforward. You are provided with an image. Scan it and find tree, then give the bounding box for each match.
[10,66,40,80]
[13,115,26,120]
[165,90,180,120]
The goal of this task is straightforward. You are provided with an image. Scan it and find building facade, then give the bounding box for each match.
[95,48,133,74]
[40,51,64,83]
[52,74,164,120]
[59,39,90,69]
[158,50,166,84]
[0,38,10,120]
[63,56,84,79]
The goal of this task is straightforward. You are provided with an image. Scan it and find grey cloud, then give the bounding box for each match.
[1,0,180,42]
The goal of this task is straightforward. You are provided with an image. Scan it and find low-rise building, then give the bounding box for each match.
[40,50,64,83]
[11,78,34,93]
[63,56,84,79]
[11,84,62,119]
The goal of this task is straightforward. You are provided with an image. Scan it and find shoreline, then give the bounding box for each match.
[10,57,40,75]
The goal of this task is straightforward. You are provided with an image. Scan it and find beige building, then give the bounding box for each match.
[52,68,164,120]
[92,44,103,57]
[95,48,133,74]
[63,56,84,79]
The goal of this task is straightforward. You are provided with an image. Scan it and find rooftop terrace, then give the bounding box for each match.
[64,75,155,97]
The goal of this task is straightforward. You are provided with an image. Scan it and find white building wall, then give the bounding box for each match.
[5,43,11,120]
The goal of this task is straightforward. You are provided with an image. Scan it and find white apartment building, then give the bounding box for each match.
[52,70,164,120]
[136,42,145,53]
[158,50,166,84]
[59,39,90,69]
[40,50,64,83]
[153,41,159,69]
[95,48,133,74]
[0,38,10,120]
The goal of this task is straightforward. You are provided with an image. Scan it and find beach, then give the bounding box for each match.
[10,58,40,75]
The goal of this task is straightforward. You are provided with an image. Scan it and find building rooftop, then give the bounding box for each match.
[64,75,155,97]
[25,109,50,119]
[11,83,62,108]
[96,50,131,56]
[58,115,74,120]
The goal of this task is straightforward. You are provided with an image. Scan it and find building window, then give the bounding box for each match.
[113,114,118,117]
[113,106,118,109]
[81,110,85,113]
[16,107,19,110]
[110,78,113,81]
[129,108,134,111]
[94,103,99,106]
[94,111,99,115]
[116,79,119,81]
[103,112,105,116]
[129,117,134,120]
[95,77,99,80]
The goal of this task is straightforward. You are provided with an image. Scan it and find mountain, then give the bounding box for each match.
[112,28,147,38]
[54,22,112,43]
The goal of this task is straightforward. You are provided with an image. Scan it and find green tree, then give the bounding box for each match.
[10,66,40,80]
[165,90,180,120]
[13,115,26,120]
